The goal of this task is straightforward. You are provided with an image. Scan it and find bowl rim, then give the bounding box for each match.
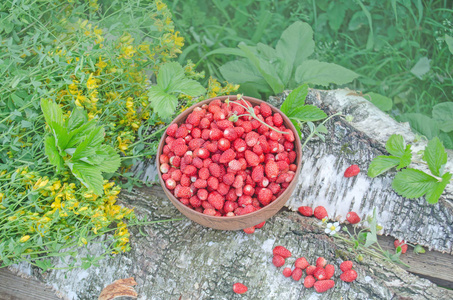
[156,95,303,225]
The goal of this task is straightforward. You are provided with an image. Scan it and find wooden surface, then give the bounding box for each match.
[0,268,60,300]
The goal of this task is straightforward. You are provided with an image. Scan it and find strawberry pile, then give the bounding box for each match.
[159,98,297,217]
[272,246,358,293]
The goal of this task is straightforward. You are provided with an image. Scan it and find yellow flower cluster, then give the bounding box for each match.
[206,77,240,99]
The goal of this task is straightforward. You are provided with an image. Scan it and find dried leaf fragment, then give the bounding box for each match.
[98,277,138,300]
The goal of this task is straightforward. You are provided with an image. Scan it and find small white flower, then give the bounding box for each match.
[325,222,341,236]
[317,217,329,226]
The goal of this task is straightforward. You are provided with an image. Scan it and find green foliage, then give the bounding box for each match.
[216,21,359,98]
[368,134,452,204]
[149,62,205,120]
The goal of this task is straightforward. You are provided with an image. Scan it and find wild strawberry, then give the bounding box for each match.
[257,188,272,206]
[267,182,281,194]
[238,195,252,207]
[223,127,238,141]
[292,267,303,281]
[268,140,279,153]
[283,129,295,142]
[263,160,279,179]
[340,261,353,272]
[208,191,224,210]
[194,179,207,189]
[282,267,292,277]
[207,177,219,190]
[217,120,233,130]
[176,186,192,198]
[175,127,189,139]
[243,226,255,234]
[344,164,360,177]
[243,184,255,196]
[218,138,231,151]
[233,282,248,294]
[269,130,282,141]
[298,206,313,217]
[260,102,272,117]
[165,178,176,190]
[252,143,263,155]
[272,255,285,267]
[313,267,327,280]
[191,127,201,138]
[209,128,223,141]
[255,221,265,229]
[208,163,221,178]
[305,265,316,275]
[304,275,316,288]
[218,182,230,195]
[180,174,191,187]
[394,240,408,254]
[245,150,260,167]
[224,200,237,213]
[325,264,335,280]
[167,123,178,137]
[222,173,235,185]
[316,257,327,268]
[314,206,328,220]
[245,131,259,147]
[173,143,188,157]
[288,151,297,163]
[160,163,170,174]
[186,113,201,127]
[220,148,236,164]
[188,138,204,150]
[213,110,226,121]
[273,113,283,127]
[198,167,210,180]
[233,139,247,152]
[340,269,357,282]
[258,177,269,188]
[346,211,361,224]
[183,165,197,176]
[295,257,309,270]
[314,280,335,293]
[232,175,244,189]
[228,159,242,172]
[273,246,291,258]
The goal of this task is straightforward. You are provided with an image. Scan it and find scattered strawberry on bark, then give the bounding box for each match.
[344,164,360,177]
[297,206,313,217]
[233,282,248,294]
[394,239,408,254]
[340,269,358,282]
[339,261,353,272]
[273,246,292,258]
[346,211,361,224]
[314,206,328,220]
[314,280,335,293]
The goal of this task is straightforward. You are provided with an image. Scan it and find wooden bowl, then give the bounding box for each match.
[156,95,302,230]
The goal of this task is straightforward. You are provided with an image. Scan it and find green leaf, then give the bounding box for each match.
[238,43,284,94]
[66,107,88,131]
[432,102,453,133]
[50,121,70,152]
[425,172,452,204]
[280,84,308,115]
[275,21,314,71]
[410,57,431,79]
[71,126,104,161]
[66,119,97,148]
[327,3,346,32]
[363,209,378,248]
[148,86,178,120]
[413,244,425,254]
[385,134,406,157]
[398,145,412,169]
[156,61,205,97]
[44,135,64,172]
[367,92,393,112]
[392,169,438,199]
[68,161,104,195]
[398,113,439,140]
[295,60,359,86]
[289,105,327,122]
[367,155,400,177]
[40,98,64,128]
[446,34,453,55]
[291,119,302,139]
[220,59,268,86]
[423,137,447,177]
[94,145,121,173]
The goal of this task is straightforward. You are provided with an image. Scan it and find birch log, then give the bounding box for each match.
[16,187,453,300]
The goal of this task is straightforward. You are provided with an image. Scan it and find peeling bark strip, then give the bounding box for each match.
[279,89,453,254]
[18,188,453,299]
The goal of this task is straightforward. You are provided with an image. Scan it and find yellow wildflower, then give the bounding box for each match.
[156,0,166,11]
[86,73,98,89]
[19,235,30,243]
[96,56,107,70]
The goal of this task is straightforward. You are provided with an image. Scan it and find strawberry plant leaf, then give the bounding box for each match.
[40,98,64,128]
[423,137,448,177]
[290,119,302,139]
[71,126,104,161]
[157,61,205,96]
[397,145,412,169]
[67,161,104,195]
[392,169,438,199]
[44,135,65,172]
[148,86,178,121]
[219,59,268,88]
[367,92,393,112]
[280,84,308,115]
[425,172,452,204]
[432,102,453,133]
[385,134,406,157]
[289,105,327,122]
[94,145,121,173]
[66,107,88,131]
[295,60,359,86]
[50,121,70,153]
[367,155,400,177]
[363,209,378,248]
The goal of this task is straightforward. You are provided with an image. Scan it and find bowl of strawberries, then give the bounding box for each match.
[157,95,302,230]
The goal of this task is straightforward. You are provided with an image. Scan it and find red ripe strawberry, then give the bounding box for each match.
[288,151,297,163]
[238,195,252,207]
[176,186,192,198]
[267,182,281,194]
[200,118,210,129]
[269,130,282,141]
[167,123,178,137]
[175,127,189,139]
[268,140,279,153]
[216,120,233,130]
[283,129,295,142]
[183,165,197,176]
[314,280,335,293]
[198,167,210,180]
[233,282,248,294]
[224,200,237,213]
[252,143,263,155]
[186,113,201,127]
[223,127,238,141]
[228,159,242,172]
[194,179,207,189]
[305,265,316,275]
[304,275,316,288]
[189,196,202,208]
[340,269,357,282]
[159,154,169,164]
[192,157,203,169]
[232,175,244,189]
[207,177,219,190]
[295,257,309,270]
[209,128,223,140]
[257,188,272,206]
[202,200,214,210]
[218,138,231,151]
[340,261,353,272]
[208,163,221,178]
[245,131,259,147]
[273,113,283,127]
[298,206,313,217]
[191,127,201,138]
[180,174,191,187]
[316,257,327,268]
[165,178,176,190]
[188,138,204,151]
[173,143,188,157]
[193,147,210,159]
[314,206,328,220]
[284,141,294,151]
[254,221,265,229]
[346,211,361,224]
[313,267,327,280]
[394,240,408,254]
[272,255,285,267]
[260,102,272,117]
[218,182,230,195]
[273,246,291,258]
[245,150,260,167]
[325,264,335,280]
[220,148,236,164]
[171,169,182,181]
[160,163,170,174]
[243,226,255,234]
[282,267,292,277]
[208,191,224,210]
[344,164,360,177]
[233,139,247,152]
[213,110,226,121]
[292,267,303,281]
[243,184,255,196]
[264,160,279,179]
[222,173,235,185]
[162,174,170,181]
